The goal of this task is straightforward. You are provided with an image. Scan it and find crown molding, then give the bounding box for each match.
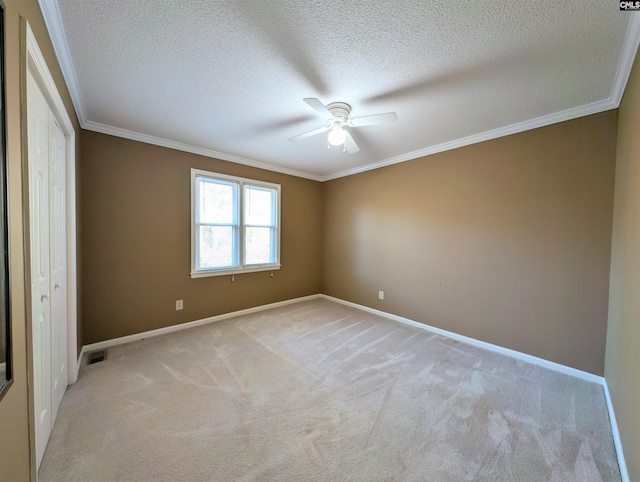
[40,1,640,183]
[83,121,323,181]
[611,14,640,107]
[38,0,321,182]
[38,0,87,124]
[321,97,617,181]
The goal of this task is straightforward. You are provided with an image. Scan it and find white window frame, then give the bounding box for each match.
[191,169,281,278]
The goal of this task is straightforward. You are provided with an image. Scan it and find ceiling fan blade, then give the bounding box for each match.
[303,98,333,117]
[343,131,360,154]
[349,112,398,127]
[288,125,330,142]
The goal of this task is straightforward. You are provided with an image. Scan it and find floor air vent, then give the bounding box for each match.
[88,350,107,365]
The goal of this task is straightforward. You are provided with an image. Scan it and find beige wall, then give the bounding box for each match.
[80,131,323,344]
[324,111,617,375]
[0,0,81,480]
[605,51,640,480]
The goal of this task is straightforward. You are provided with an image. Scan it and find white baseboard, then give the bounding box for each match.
[77,292,628,479]
[76,347,85,379]
[80,294,322,355]
[320,295,603,384]
[602,379,630,482]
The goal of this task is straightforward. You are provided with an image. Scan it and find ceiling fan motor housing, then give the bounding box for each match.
[327,102,351,127]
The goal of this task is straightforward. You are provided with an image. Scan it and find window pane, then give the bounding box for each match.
[245,227,273,265]
[198,226,236,269]
[245,185,274,226]
[199,178,237,224]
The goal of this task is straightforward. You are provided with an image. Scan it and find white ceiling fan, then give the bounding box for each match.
[288,98,398,154]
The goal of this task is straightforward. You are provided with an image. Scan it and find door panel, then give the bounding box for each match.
[28,72,52,468]
[49,113,67,422]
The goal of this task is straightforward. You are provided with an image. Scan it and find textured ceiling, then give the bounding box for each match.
[43,1,640,180]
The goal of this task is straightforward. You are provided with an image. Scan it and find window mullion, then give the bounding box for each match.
[238,181,244,268]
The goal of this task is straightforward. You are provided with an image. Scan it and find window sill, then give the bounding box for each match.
[190,264,281,279]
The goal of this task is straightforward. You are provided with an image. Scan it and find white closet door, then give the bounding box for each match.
[27,72,52,468]
[49,112,67,422]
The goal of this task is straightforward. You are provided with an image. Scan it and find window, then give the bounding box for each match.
[191,169,280,277]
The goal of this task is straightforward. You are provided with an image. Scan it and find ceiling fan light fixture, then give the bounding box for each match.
[328,127,347,146]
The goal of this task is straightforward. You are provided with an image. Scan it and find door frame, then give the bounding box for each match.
[24,20,78,474]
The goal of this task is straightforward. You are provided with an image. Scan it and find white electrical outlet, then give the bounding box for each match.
[176,300,183,310]
[379,291,384,300]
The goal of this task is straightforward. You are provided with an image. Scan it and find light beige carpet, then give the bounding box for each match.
[39,299,621,481]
